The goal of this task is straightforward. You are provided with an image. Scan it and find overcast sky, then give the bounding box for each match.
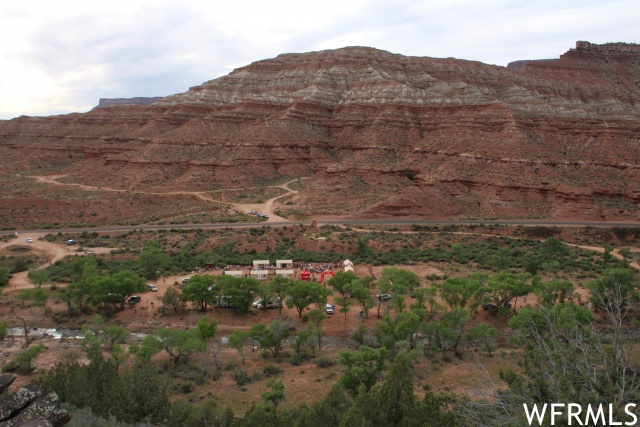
[1,0,638,119]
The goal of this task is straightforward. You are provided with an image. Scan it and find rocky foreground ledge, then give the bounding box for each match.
[0,374,69,427]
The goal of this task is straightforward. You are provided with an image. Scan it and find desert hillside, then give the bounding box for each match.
[1,41,639,227]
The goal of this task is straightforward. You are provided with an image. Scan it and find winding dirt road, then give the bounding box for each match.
[0,234,114,290]
[32,175,307,223]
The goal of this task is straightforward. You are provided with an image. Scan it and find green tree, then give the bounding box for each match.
[286,280,331,318]
[227,277,261,314]
[0,320,7,340]
[262,379,285,417]
[197,316,223,373]
[484,272,530,310]
[161,286,187,314]
[437,307,470,357]
[197,315,218,342]
[40,355,170,424]
[137,242,169,280]
[380,267,420,296]
[268,276,292,316]
[457,302,635,426]
[339,352,454,427]
[534,279,575,306]
[328,271,357,298]
[0,267,10,287]
[439,277,485,310]
[182,274,216,311]
[81,315,130,368]
[375,311,422,351]
[229,330,249,367]
[31,287,50,315]
[295,383,351,426]
[249,320,292,358]
[335,295,353,321]
[86,270,147,310]
[466,323,500,356]
[229,330,249,383]
[17,289,32,308]
[59,260,101,313]
[338,346,388,397]
[141,327,205,365]
[3,344,45,373]
[586,268,638,310]
[347,280,376,319]
[307,310,325,350]
[168,400,234,427]
[28,268,50,288]
[290,330,313,358]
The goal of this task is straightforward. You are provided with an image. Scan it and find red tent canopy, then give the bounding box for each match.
[300,270,311,281]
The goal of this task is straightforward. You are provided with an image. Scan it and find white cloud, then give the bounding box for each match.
[0,0,638,119]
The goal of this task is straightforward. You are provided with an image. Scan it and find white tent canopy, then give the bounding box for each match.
[253,260,270,269]
[276,269,294,278]
[344,265,354,273]
[344,259,354,267]
[276,260,293,268]
[250,270,269,280]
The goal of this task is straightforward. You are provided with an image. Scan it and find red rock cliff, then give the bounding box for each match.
[0,42,639,223]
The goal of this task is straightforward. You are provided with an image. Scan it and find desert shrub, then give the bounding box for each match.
[180,381,195,394]
[262,364,283,376]
[314,356,335,368]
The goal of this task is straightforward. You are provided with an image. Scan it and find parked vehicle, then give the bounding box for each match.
[128,296,141,305]
[377,293,391,301]
[482,303,510,311]
[253,297,281,310]
[181,277,190,284]
[248,210,257,215]
[26,237,33,243]
[67,239,77,245]
[215,296,236,308]
[147,284,158,292]
[325,303,335,314]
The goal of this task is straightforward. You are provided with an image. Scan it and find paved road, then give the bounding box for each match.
[2,218,640,235]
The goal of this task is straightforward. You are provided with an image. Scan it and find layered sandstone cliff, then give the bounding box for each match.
[0,42,638,225]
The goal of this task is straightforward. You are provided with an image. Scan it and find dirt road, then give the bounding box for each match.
[31,175,308,223]
[0,233,114,290]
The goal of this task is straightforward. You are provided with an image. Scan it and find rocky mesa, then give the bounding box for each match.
[0,41,639,226]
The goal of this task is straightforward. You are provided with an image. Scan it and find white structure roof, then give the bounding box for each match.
[344,265,354,273]
[224,270,243,277]
[344,259,354,267]
[250,270,269,275]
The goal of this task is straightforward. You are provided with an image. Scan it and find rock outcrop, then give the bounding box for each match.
[0,374,70,427]
[0,41,639,225]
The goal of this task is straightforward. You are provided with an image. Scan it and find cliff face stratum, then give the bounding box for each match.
[1,41,639,226]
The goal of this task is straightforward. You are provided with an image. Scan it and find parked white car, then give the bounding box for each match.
[147,284,158,292]
[26,237,33,243]
[325,303,335,314]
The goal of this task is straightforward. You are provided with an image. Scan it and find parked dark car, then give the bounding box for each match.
[128,296,141,305]
[377,294,391,301]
